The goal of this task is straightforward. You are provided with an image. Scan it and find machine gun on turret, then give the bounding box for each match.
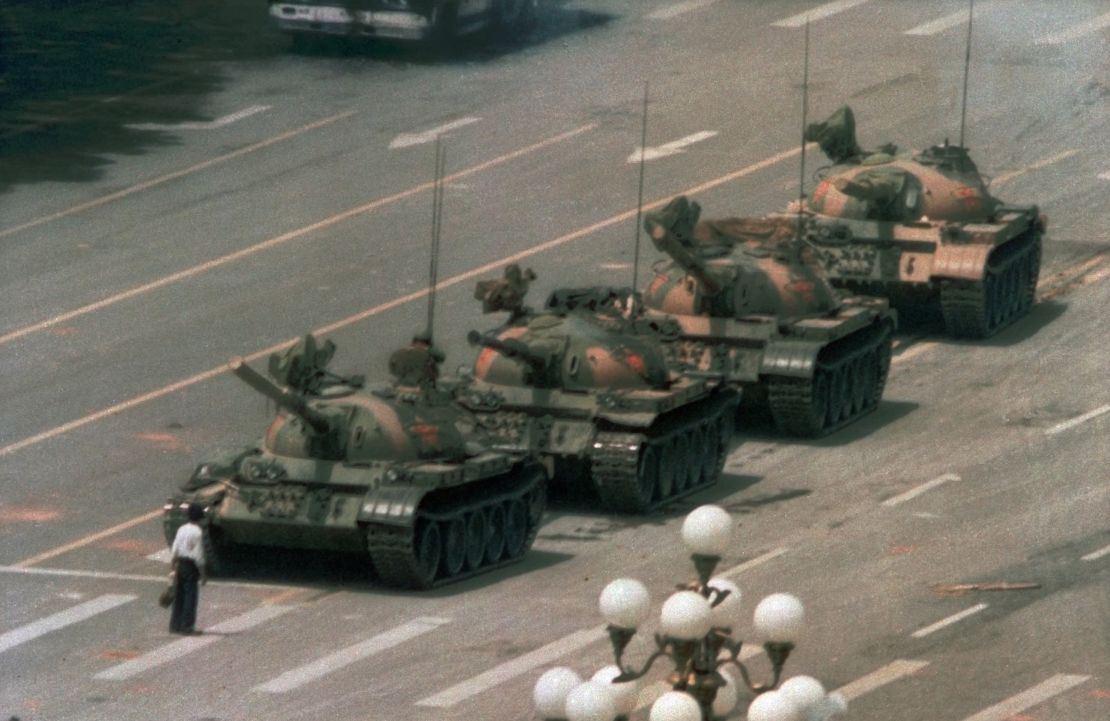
[643,196,732,297]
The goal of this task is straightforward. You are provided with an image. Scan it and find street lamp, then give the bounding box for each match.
[532,505,847,721]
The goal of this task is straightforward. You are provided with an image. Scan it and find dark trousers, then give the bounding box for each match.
[169,558,200,633]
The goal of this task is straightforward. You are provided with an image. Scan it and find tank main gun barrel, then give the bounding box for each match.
[228,356,332,435]
[645,218,725,296]
[466,331,549,373]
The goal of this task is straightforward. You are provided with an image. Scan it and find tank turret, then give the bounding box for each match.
[457,269,740,514]
[641,196,896,437]
[164,335,547,590]
[802,105,1044,338]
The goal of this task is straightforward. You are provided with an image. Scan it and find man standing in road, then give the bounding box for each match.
[169,503,208,635]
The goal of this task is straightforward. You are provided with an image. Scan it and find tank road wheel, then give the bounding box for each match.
[463,511,487,571]
[527,482,546,531]
[825,365,849,427]
[671,434,691,493]
[860,350,879,411]
[849,355,869,416]
[484,504,506,564]
[630,444,660,512]
[686,427,708,491]
[655,438,678,501]
[503,499,528,559]
[716,413,734,472]
[441,517,467,579]
[701,423,721,486]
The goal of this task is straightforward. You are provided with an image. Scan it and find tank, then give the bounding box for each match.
[455,267,741,514]
[640,195,896,438]
[801,105,1046,338]
[163,334,547,590]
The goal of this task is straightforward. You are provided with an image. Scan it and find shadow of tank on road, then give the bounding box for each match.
[0,0,287,194]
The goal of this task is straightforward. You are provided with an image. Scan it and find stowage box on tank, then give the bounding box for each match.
[641,195,896,438]
[163,334,546,590]
[802,105,1046,338]
[457,268,740,514]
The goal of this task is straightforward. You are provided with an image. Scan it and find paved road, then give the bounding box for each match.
[0,1,1107,720]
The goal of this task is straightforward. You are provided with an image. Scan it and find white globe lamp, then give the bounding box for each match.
[590,665,638,717]
[534,666,583,719]
[660,590,713,640]
[599,578,651,630]
[564,681,618,721]
[748,690,802,721]
[649,691,702,721]
[753,593,805,643]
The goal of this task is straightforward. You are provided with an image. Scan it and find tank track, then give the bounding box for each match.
[766,320,893,437]
[589,393,738,514]
[364,465,545,590]
[940,231,1041,339]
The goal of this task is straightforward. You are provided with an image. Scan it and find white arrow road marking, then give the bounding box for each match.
[389,117,482,149]
[126,105,271,131]
[0,594,136,654]
[772,0,872,28]
[628,130,717,163]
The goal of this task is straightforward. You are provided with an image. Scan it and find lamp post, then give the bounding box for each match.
[532,505,846,721]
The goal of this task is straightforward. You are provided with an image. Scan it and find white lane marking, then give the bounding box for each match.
[910,603,988,638]
[892,341,937,364]
[834,659,929,701]
[772,0,872,28]
[719,547,789,579]
[0,111,355,241]
[0,564,303,591]
[255,617,451,693]
[1099,171,1110,181]
[628,131,718,163]
[1081,543,1110,562]
[647,0,721,20]
[992,149,1079,187]
[416,626,608,707]
[126,105,271,131]
[14,509,163,568]
[0,594,135,654]
[1035,11,1110,45]
[0,123,594,351]
[389,117,482,149]
[882,473,961,507]
[96,606,294,681]
[959,674,1091,721]
[0,142,802,461]
[146,548,173,563]
[903,1,1000,36]
[1045,404,1110,436]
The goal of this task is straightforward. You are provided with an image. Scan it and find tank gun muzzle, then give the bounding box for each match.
[228,356,333,435]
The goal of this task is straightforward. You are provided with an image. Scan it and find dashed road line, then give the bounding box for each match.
[959,674,1090,721]
[96,605,294,681]
[14,509,163,568]
[628,130,718,163]
[146,548,173,564]
[719,547,789,579]
[647,0,721,21]
[911,603,988,638]
[0,564,304,591]
[772,0,872,28]
[416,626,608,708]
[0,594,135,654]
[126,104,271,131]
[389,117,482,149]
[892,341,937,365]
[992,150,1079,187]
[882,473,961,507]
[1081,544,1110,562]
[1035,11,1110,45]
[256,617,451,693]
[834,659,929,701]
[0,110,356,241]
[1045,404,1110,436]
[903,1,1000,36]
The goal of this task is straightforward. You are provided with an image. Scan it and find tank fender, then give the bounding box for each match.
[932,243,993,281]
[357,485,429,528]
[760,340,821,379]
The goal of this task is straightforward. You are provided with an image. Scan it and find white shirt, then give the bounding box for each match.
[171,522,206,567]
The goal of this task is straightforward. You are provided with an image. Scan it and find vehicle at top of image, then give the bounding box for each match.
[455,265,740,514]
[640,195,896,438]
[267,0,551,44]
[163,333,547,590]
[800,105,1047,338]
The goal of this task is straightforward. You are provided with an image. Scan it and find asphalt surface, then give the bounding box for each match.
[0,1,1108,720]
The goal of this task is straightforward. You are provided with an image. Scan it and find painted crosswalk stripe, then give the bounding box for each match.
[1046,404,1110,435]
[1081,543,1110,561]
[882,473,961,507]
[0,594,135,654]
[959,674,1090,721]
[648,0,721,21]
[255,616,450,693]
[903,1,1000,36]
[911,603,988,638]
[772,0,872,28]
[1035,11,1110,45]
[416,626,608,708]
[95,605,294,681]
[835,659,929,701]
[146,548,173,563]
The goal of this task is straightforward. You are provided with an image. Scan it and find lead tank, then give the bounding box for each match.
[802,105,1046,338]
[163,334,546,590]
[641,195,896,437]
[456,267,740,514]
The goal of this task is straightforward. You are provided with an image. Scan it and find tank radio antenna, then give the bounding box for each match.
[958,0,974,148]
[796,17,811,241]
[631,81,649,297]
[426,136,446,343]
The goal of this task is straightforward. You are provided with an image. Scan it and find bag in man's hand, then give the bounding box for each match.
[158,571,176,608]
